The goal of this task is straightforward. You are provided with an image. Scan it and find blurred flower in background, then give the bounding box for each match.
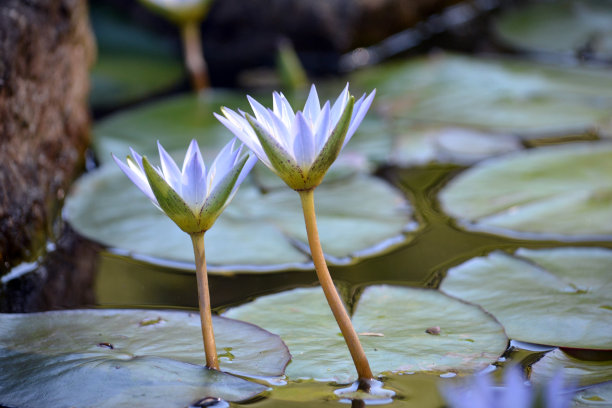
[441,366,573,408]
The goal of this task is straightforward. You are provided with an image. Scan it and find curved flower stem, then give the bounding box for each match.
[190,232,219,369]
[180,21,209,91]
[299,189,374,383]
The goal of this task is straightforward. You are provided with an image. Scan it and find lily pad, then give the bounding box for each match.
[90,6,185,109]
[0,309,290,406]
[495,0,612,62]
[531,349,612,387]
[64,163,416,272]
[439,142,612,240]
[224,285,508,383]
[351,53,612,138]
[440,247,612,350]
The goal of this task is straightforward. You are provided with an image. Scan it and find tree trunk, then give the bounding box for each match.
[0,0,96,311]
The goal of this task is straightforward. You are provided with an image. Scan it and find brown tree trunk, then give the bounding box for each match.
[0,0,96,310]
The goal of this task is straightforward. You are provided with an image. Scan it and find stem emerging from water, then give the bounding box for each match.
[190,232,219,369]
[180,21,208,91]
[299,189,374,382]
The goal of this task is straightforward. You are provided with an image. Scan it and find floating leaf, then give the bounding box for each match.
[90,6,184,109]
[351,54,612,138]
[440,247,612,349]
[224,285,508,383]
[495,0,612,62]
[93,92,250,163]
[531,349,612,387]
[0,309,290,406]
[439,142,612,240]
[65,164,416,272]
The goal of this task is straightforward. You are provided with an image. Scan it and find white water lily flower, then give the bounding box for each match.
[215,84,375,191]
[112,139,256,234]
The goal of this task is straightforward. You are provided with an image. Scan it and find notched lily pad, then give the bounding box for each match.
[224,285,508,383]
[531,348,612,387]
[65,164,416,273]
[0,309,290,407]
[440,247,612,350]
[439,142,612,240]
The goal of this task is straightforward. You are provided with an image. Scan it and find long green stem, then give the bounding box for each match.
[299,189,374,382]
[180,21,208,91]
[190,232,219,369]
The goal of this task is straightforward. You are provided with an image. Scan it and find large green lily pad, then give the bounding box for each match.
[531,349,612,387]
[0,309,290,406]
[90,6,185,110]
[64,164,416,272]
[224,285,508,383]
[351,53,612,138]
[495,0,612,62]
[439,142,612,239]
[440,247,612,350]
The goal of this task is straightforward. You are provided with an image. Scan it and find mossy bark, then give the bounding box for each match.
[0,0,96,311]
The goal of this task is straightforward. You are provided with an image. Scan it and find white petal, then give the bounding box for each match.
[181,139,207,209]
[267,107,293,152]
[247,95,274,134]
[215,110,266,159]
[112,153,157,205]
[208,139,240,192]
[313,101,331,153]
[330,83,350,123]
[303,84,320,123]
[273,92,295,126]
[344,89,376,147]
[156,141,182,192]
[234,153,258,191]
[292,111,316,168]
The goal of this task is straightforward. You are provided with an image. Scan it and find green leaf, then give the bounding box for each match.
[494,0,612,62]
[0,309,290,406]
[351,53,612,138]
[438,142,612,239]
[224,285,508,383]
[94,91,251,165]
[440,247,612,349]
[531,349,612,387]
[65,164,416,273]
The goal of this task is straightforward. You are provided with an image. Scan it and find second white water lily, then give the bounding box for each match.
[216,85,377,385]
[215,84,375,191]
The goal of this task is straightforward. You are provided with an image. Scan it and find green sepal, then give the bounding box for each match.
[198,154,249,231]
[308,96,354,187]
[245,114,309,190]
[142,157,201,234]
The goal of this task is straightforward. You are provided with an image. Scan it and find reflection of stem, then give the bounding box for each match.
[299,189,374,383]
[190,232,219,369]
[180,21,208,91]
